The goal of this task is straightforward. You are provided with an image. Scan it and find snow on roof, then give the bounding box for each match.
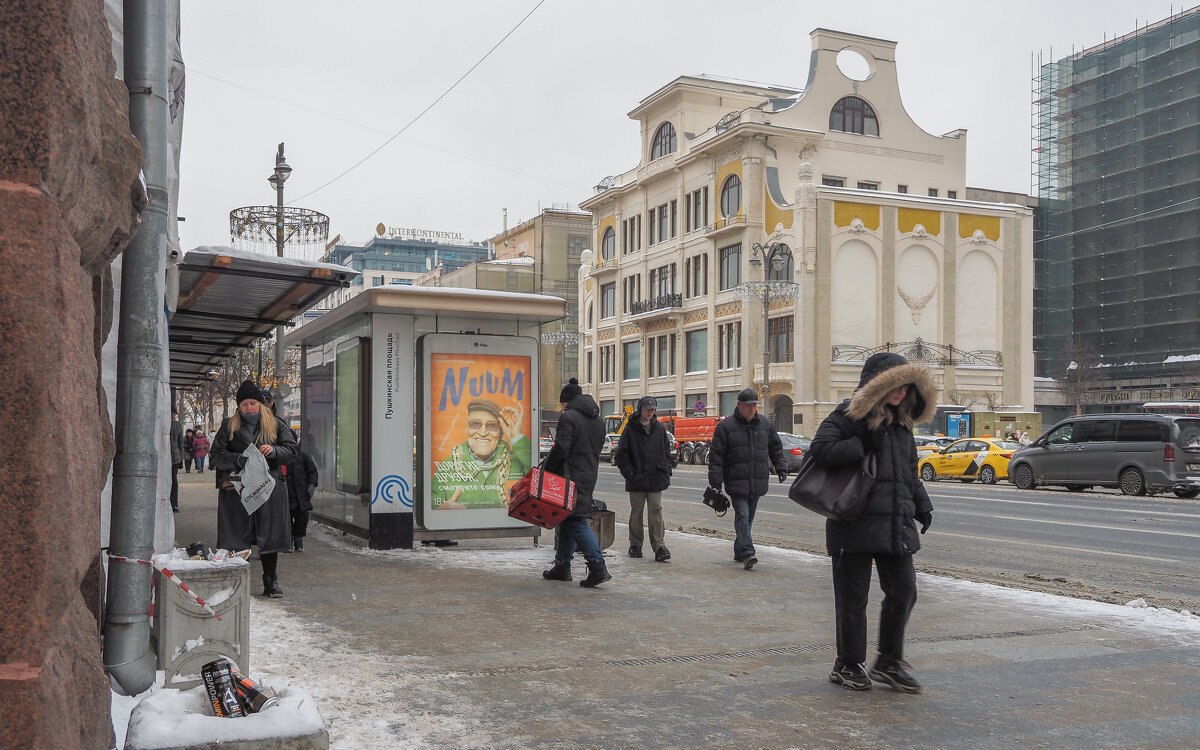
[186,245,358,276]
[486,256,537,266]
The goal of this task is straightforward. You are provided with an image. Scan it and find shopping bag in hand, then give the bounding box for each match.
[233,443,276,515]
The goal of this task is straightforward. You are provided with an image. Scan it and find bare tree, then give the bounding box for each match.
[942,389,981,411]
[1056,338,1104,416]
[177,339,302,430]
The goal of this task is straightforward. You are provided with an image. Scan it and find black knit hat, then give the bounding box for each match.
[235,379,266,405]
[857,352,908,389]
[559,377,582,403]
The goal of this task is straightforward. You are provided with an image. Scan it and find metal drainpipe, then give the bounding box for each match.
[103,0,169,695]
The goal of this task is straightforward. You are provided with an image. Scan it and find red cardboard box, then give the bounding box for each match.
[508,468,576,529]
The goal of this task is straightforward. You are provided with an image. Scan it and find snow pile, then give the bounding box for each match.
[123,681,323,749]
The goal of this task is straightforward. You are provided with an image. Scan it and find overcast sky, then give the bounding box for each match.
[177,0,1193,256]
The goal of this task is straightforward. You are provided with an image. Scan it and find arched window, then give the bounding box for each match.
[719,175,742,218]
[829,96,879,136]
[650,122,677,160]
[601,226,616,261]
[766,244,794,281]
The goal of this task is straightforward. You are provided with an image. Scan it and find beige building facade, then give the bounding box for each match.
[578,28,1034,430]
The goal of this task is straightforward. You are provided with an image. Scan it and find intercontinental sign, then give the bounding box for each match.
[376,223,464,241]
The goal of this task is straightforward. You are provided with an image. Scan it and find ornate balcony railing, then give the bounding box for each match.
[832,339,1002,368]
[630,293,682,316]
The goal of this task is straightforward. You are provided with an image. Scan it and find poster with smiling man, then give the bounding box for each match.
[424,338,535,519]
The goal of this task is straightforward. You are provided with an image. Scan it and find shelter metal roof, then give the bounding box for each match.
[283,285,567,346]
[169,246,358,388]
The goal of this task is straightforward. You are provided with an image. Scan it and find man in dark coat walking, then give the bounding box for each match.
[613,395,673,562]
[541,378,610,587]
[284,450,318,551]
[807,352,936,693]
[707,388,787,570]
[169,409,185,513]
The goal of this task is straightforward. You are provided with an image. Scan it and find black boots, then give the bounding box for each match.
[542,560,572,581]
[262,574,283,598]
[579,561,612,588]
[544,560,612,586]
[654,546,671,562]
[293,537,303,552]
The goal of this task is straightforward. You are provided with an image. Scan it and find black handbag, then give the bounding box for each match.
[788,452,877,521]
[703,485,731,516]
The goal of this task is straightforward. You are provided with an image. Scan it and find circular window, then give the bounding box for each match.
[836,49,872,81]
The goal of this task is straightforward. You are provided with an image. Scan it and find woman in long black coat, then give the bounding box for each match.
[209,379,298,598]
[807,352,936,693]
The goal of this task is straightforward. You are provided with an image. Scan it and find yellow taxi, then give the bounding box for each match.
[914,434,955,457]
[917,437,1023,485]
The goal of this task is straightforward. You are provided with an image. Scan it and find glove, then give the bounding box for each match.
[777,468,788,483]
[915,511,932,534]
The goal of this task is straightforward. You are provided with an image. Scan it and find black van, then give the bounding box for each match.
[1008,414,1200,497]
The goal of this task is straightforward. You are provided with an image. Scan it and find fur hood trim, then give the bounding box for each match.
[846,363,937,424]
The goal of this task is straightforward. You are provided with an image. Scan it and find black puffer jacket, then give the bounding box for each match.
[807,361,936,556]
[613,417,672,493]
[544,393,605,517]
[707,410,786,499]
[285,450,319,512]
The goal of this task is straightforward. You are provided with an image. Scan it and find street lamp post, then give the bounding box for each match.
[736,240,800,411]
[267,143,292,386]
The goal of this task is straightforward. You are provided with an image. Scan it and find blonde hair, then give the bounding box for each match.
[863,388,922,431]
[226,402,278,445]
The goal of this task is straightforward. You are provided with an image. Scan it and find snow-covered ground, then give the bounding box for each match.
[111,527,1200,749]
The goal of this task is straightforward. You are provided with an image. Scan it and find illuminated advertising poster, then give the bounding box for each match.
[418,334,538,531]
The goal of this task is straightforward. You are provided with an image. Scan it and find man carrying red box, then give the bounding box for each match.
[541,378,611,588]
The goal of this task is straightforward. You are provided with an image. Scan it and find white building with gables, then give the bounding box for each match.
[577,27,1034,431]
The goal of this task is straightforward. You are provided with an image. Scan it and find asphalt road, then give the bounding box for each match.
[594,461,1200,612]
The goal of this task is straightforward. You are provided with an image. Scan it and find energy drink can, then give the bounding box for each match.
[228,663,280,712]
[201,658,246,718]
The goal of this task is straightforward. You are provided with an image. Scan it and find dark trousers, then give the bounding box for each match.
[184,457,194,472]
[170,464,181,510]
[831,553,917,665]
[731,495,759,559]
[291,507,309,539]
[554,515,603,566]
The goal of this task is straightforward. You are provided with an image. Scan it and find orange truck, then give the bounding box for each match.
[657,414,720,465]
[604,409,721,465]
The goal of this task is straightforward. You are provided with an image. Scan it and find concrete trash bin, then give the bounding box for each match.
[152,554,251,690]
[589,510,615,551]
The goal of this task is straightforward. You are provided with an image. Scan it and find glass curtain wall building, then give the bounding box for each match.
[1033,9,1200,403]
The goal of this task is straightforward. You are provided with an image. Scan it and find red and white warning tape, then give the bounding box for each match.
[108,553,223,621]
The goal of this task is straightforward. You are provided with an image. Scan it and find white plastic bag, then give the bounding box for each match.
[232,443,276,515]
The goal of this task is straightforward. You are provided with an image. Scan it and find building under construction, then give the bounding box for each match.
[1033,7,1200,416]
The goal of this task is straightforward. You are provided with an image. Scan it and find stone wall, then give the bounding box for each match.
[0,1,142,748]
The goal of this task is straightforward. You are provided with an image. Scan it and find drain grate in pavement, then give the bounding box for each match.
[460,624,1101,677]
[602,624,1101,669]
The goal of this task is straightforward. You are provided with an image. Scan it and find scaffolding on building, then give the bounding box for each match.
[1032,6,1200,394]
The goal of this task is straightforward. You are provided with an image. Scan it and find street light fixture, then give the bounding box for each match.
[269,143,291,386]
[541,323,585,386]
[735,239,800,409]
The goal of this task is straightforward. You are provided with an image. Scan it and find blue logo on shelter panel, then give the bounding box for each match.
[372,475,413,507]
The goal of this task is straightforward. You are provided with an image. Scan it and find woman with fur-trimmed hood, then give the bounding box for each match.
[806,352,936,694]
